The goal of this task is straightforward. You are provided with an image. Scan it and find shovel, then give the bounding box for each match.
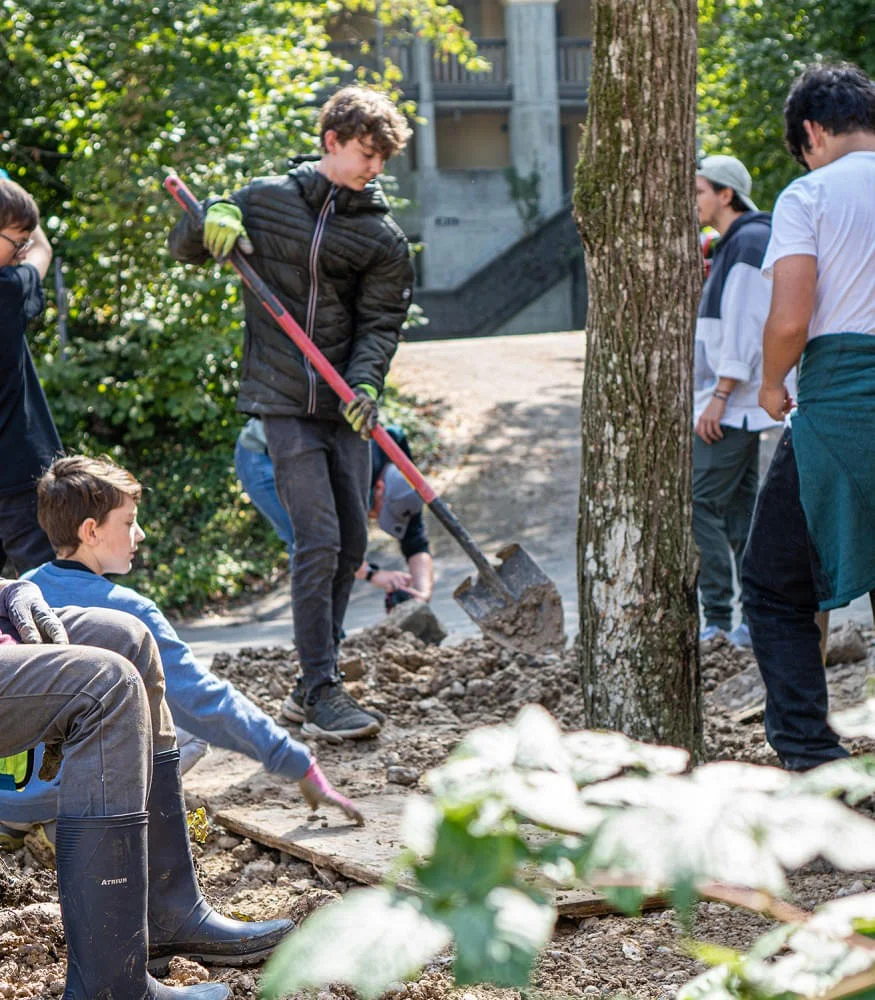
[164,174,565,655]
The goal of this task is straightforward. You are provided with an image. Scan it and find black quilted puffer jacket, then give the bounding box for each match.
[168,161,414,420]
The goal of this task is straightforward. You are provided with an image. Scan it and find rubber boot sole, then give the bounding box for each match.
[147,943,281,976]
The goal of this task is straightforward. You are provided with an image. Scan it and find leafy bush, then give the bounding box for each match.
[46,379,441,615]
[698,0,875,208]
[261,700,875,1000]
[3,0,473,611]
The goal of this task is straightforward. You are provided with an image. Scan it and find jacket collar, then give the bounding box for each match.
[717,209,771,249]
[290,160,390,216]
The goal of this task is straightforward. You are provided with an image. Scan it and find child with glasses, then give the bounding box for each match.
[0,178,62,574]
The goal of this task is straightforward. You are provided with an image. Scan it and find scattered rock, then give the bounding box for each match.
[621,939,644,962]
[836,879,868,897]
[242,858,277,880]
[231,839,260,863]
[710,664,765,716]
[165,956,211,985]
[386,766,420,786]
[826,623,868,666]
[338,653,367,681]
[381,601,448,646]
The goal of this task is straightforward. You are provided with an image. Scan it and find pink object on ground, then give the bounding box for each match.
[299,762,365,826]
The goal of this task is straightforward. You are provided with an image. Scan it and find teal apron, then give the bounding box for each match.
[792,333,875,610]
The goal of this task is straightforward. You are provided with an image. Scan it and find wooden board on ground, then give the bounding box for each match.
[731,702,765,725]
[184,749,667,918]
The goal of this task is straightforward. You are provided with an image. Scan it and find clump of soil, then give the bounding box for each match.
[3,623,875,999]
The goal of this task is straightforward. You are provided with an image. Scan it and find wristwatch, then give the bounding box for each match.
[365,562,380,582]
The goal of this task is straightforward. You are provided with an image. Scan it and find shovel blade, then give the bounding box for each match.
[454,543,565,655]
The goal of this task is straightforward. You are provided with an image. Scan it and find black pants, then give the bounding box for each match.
[0,488,54,575]
[740,427,849,770]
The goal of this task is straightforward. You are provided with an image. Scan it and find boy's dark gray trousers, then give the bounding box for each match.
[263,415,370,695]
[0,606,176,816]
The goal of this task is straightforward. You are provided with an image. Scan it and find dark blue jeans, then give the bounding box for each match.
[740,427,849,770]
[234,439,295,556]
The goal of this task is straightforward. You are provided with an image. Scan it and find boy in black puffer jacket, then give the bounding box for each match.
[169,87,413,741]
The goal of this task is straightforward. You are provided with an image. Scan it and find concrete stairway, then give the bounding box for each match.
[410,202,587,340]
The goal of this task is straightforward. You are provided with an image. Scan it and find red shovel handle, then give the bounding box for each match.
[163,174,437,505]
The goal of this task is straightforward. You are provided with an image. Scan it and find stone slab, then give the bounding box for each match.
[183,750,667,918]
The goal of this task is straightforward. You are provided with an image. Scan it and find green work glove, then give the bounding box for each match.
[340,384,379,440]
[203,202,253,260]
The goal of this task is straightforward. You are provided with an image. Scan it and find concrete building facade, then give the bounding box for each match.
[331,0,591,338]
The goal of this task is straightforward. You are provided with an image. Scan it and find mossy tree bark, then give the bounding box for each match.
[573,0,703,753]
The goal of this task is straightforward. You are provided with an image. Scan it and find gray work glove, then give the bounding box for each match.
[0,580,68,644]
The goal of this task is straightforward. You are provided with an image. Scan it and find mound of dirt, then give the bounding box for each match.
[3,623,875,999]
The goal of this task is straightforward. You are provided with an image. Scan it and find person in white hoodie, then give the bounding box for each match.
[692,155,791,646]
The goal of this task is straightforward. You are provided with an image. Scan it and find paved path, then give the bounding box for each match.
[177,330,870,662]
[178,330,584,659]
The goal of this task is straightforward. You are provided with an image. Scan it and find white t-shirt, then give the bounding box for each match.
[693,261,784,430]
[762,150,875,339]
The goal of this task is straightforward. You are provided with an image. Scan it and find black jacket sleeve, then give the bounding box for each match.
[344,233,414,392]
[400,513,430,560]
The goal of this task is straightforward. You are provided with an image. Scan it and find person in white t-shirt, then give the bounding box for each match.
[741,62,875,771]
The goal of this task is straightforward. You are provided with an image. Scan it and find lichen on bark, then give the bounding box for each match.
[573,0,703,755]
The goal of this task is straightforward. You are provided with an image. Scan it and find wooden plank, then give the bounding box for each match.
[731,701,765,725]
[183,750,668,918]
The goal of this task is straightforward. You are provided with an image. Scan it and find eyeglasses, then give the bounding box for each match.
[0,233,34,257]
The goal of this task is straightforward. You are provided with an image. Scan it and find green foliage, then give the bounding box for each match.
[504,167,543,233]
[124,438,285,612]
[261,888,452,1000]
[261,704,875,1000]
[698,0,875,207]
[1,0,462,610]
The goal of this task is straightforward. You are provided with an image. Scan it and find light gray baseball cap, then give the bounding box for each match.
[378,463,424,540]
[697,155,758,211]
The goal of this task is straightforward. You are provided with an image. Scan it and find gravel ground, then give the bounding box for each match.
[2,623,875,1000]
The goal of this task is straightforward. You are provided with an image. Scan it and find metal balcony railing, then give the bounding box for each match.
[431,39,509,99]
[326,37,590,103]
[557,38,591,98]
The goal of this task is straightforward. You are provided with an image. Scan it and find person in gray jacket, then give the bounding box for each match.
[169,86,414,741]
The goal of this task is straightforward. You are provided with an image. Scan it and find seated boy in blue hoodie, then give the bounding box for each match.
[0,454,362,847]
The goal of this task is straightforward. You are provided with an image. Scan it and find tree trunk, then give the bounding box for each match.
[574,0,702,752]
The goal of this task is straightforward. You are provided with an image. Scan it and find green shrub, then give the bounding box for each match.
[44,379,441,617]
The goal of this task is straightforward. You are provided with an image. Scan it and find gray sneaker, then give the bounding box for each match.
[280,678,307,724]
[282,676,385,725]
[302,682,382,742]
[727,623,752,649]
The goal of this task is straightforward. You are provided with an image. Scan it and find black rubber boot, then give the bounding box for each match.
[147,749,295,974]
[56,812,229,999]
